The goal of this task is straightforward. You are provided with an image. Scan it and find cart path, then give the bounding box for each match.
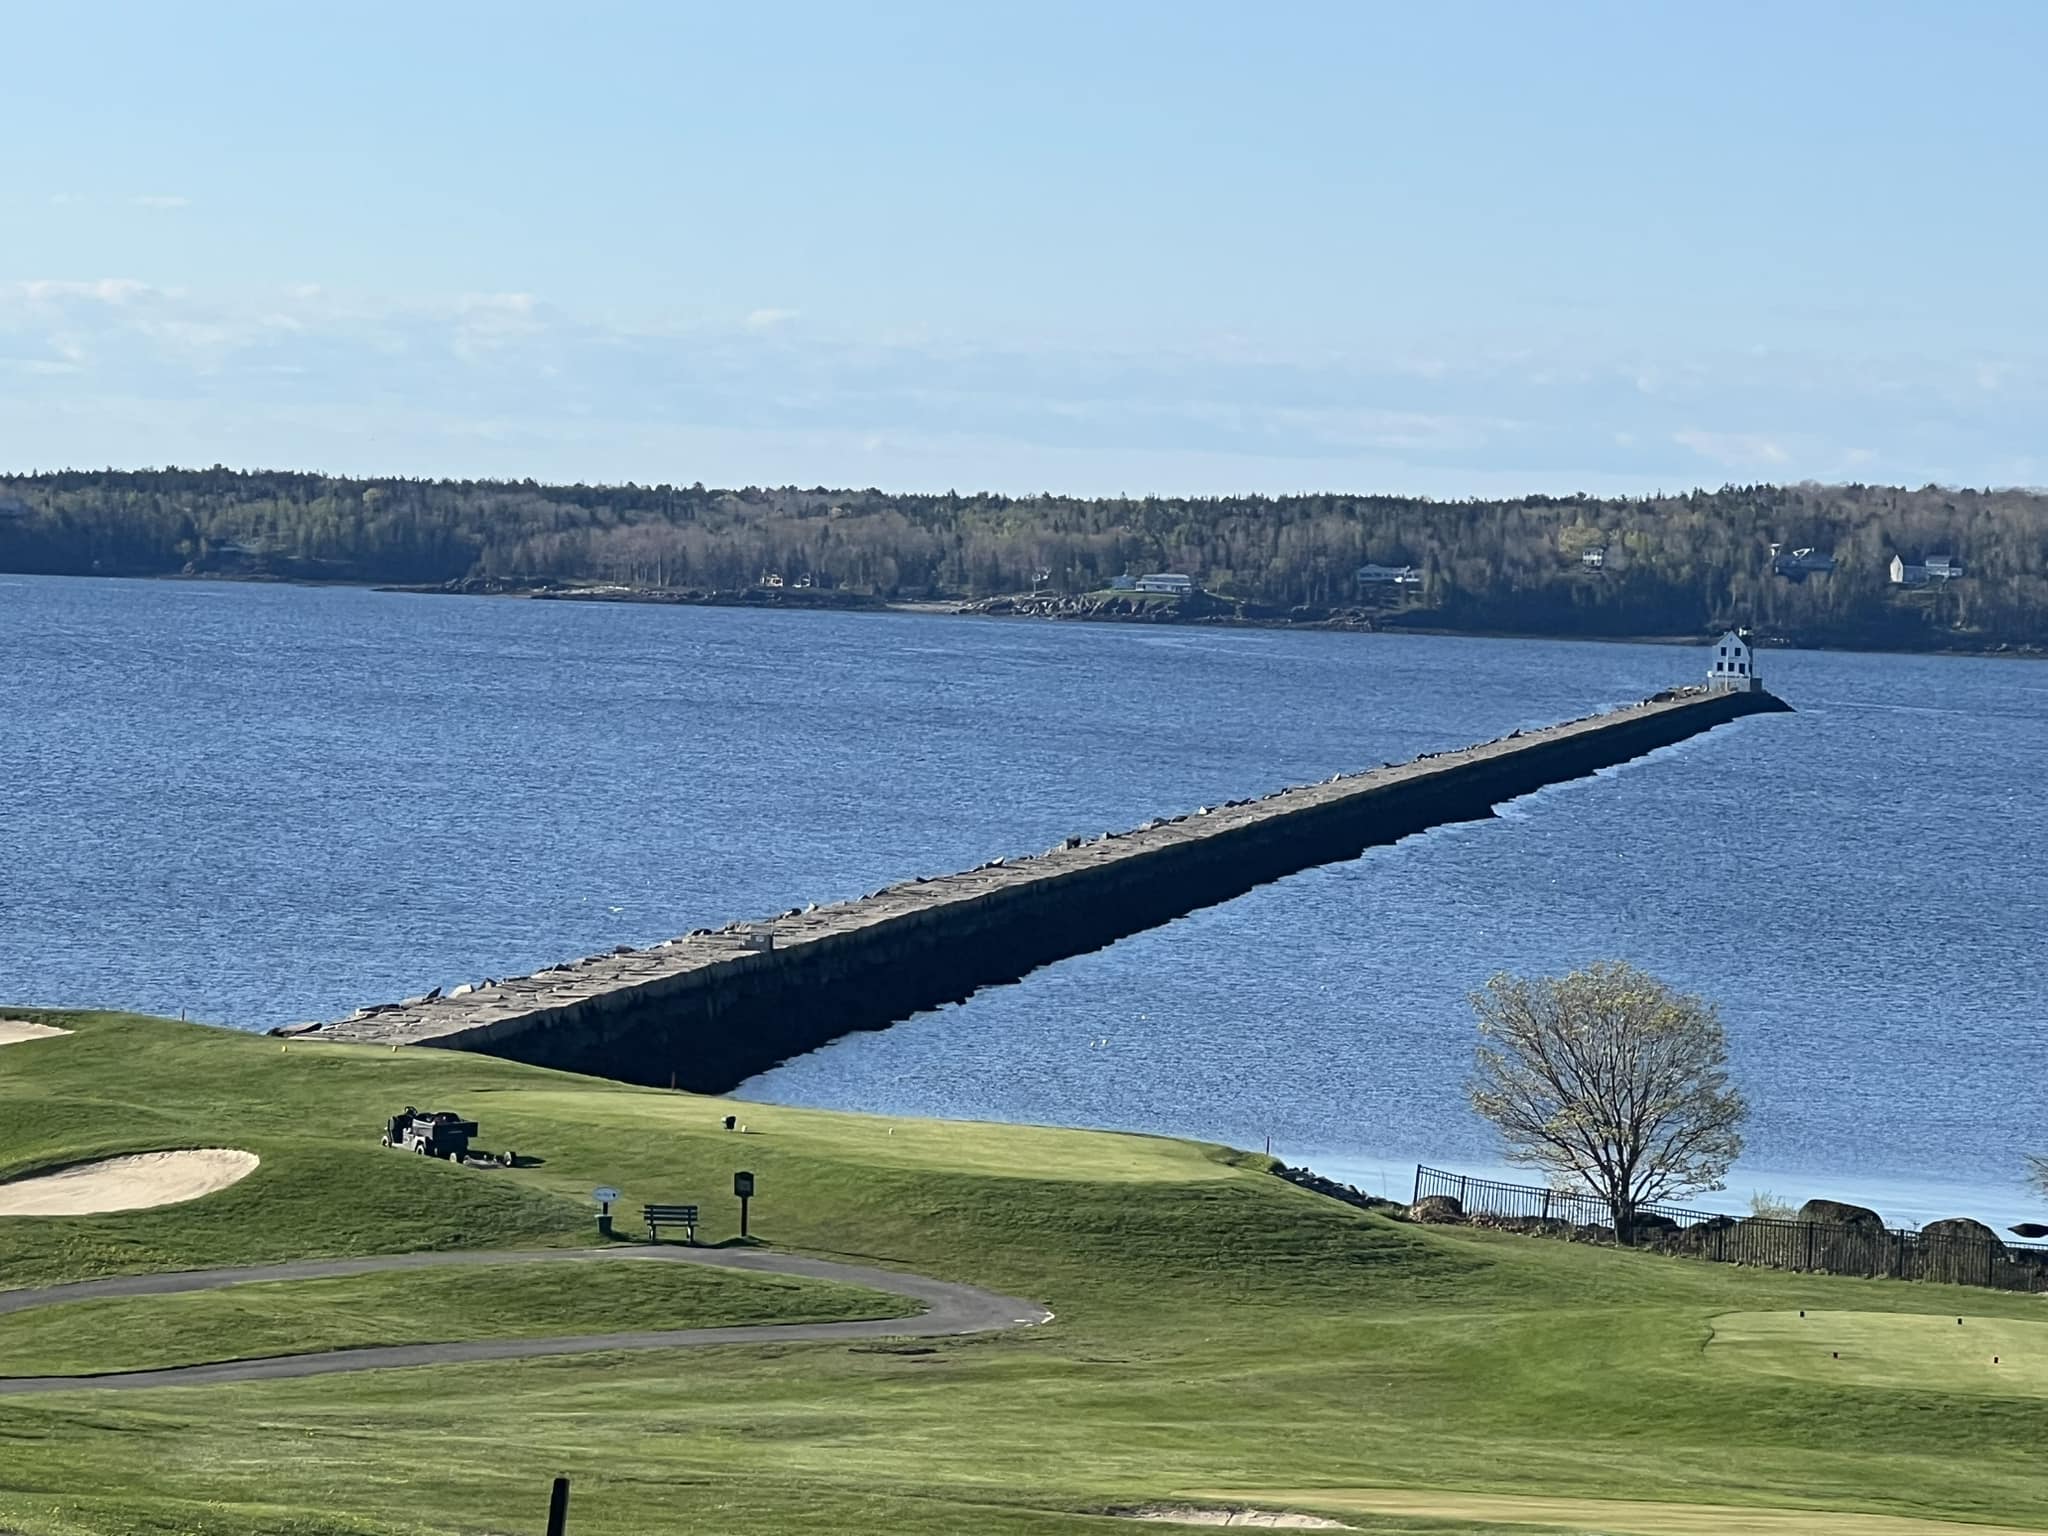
[0,1245,1053,1395]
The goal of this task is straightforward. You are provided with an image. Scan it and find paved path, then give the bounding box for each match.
[0,1246,1052,1395]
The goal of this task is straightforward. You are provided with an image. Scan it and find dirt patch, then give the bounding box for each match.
[0,1020,71,1047]
[1204,1489,2048,1535]
[0,1150,260,1216]
[1115,1509,1348,1530]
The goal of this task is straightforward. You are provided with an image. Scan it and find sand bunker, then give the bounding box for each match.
[1118,1511,1348,1530]
[0,1150,259,1216]
[0,1020,71,1047]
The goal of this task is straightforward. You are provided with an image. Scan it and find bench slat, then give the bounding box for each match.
[641,1203,700,1245]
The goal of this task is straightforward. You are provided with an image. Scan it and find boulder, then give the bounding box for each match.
[1408,1194,1465,1224]
[1676,1214,1737,1252]
[1797,1198,1884,1229]
[1922,1217,2004,1252]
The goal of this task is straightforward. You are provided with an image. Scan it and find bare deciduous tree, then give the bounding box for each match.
[1468,962,1747,1242]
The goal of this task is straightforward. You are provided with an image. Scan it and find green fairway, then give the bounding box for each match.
[0,1257,912,1377]
[3,1008,2048,1536]
[1709,1310,2048,1400]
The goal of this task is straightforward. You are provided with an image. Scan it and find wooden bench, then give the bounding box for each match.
[642,1203,699,1245]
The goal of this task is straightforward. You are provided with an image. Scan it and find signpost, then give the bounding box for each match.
[734,1170,755,1238]
[593,1185,621,1239]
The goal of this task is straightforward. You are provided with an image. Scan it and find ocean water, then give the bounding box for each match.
[4,574,2042,1228]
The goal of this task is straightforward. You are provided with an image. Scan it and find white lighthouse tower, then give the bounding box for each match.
[1707,629,1760,692]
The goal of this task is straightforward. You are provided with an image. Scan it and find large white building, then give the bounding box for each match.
[1707,629,1760,692]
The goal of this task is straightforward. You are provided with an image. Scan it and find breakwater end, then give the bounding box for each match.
[284,687,1790,1091]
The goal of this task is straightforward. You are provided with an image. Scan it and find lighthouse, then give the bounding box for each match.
[1707,629,1760,693]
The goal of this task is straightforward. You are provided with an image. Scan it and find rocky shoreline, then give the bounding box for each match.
[365,574,2048,659]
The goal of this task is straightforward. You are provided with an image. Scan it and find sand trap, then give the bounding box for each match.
[0,1020,71,1047]
[0,1150,259,1216]
[1118,1511,1348,1530]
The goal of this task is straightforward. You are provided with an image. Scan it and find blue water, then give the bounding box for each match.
[4,574,2043,1229]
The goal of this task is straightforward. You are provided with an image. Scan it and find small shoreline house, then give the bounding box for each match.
[1890,553,1964,586]
[1357,562,1422,588]
[1772,546,1836,581]
[1134,573,1195,595]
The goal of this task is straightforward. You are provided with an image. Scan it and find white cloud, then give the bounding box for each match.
[13,279,158,306]
[5,276,2046,495]
[459,292,537,315]
[1674,429,1790,468]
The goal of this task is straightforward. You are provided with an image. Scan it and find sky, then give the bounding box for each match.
[4,1,2046,497]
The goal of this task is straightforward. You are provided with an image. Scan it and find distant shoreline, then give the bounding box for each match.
[11,565,2046,662]
[375,575,2048,661]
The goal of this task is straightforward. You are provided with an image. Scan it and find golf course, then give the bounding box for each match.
[1,1009,2044,1536]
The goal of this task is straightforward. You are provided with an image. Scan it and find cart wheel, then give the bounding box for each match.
[414,1142,428,1155]
[447,1150,461,1163]
[502,1150,516,1167]
[379,1135,391,1148]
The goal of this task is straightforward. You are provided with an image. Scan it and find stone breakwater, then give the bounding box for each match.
[283,686,1790,1092]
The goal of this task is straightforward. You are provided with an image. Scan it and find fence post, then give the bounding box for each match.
[546,1477,570,1536]
[1804,1223,1816,1272]
[1541,1189,1552,1223]
[1458,1175,1470,1208]
[1411,1166,1423,1205]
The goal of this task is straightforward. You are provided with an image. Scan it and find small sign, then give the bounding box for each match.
[734,1171,754,1198]
[593,1186,621,1205]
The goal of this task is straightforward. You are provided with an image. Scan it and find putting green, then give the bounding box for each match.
[1211,1489,2048,1535]
[1707,1310,2048,1399]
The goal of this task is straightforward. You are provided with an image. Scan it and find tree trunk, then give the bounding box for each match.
[1610,1193,1636,1246]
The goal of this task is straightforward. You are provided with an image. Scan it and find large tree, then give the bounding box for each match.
[1467,962,1747,1242]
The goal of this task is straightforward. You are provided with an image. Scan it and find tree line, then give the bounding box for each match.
[5,467,2048,649]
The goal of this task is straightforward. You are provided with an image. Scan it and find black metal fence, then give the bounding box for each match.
[1412,1166,2048,1293]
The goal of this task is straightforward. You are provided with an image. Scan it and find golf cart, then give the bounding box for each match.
[382,1107,480,1162]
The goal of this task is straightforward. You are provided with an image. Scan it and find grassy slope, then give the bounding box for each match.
[0,1260,912,1376]
[1,1009,2046,1536]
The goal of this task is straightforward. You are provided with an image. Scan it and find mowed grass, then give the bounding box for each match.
[1210,1487,2048,1535]
[1709,1310,2048,1400]
[0,1258,912,1377]
[2,1009,2047,1536]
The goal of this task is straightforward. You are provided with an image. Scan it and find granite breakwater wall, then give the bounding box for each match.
[293,687,1789,1092]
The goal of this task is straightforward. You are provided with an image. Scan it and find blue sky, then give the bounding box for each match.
[5,1,2045,495]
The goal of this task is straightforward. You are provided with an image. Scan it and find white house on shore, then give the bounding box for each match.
[1890,553,1964,585]
[1134,573,1195,594]
[1707,629,1761,692]
[1357,562,1422,587]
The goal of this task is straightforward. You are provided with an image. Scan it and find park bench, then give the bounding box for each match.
[642,1203,699,1245]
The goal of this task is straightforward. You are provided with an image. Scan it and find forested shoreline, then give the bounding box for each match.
[5,467,2048,653]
